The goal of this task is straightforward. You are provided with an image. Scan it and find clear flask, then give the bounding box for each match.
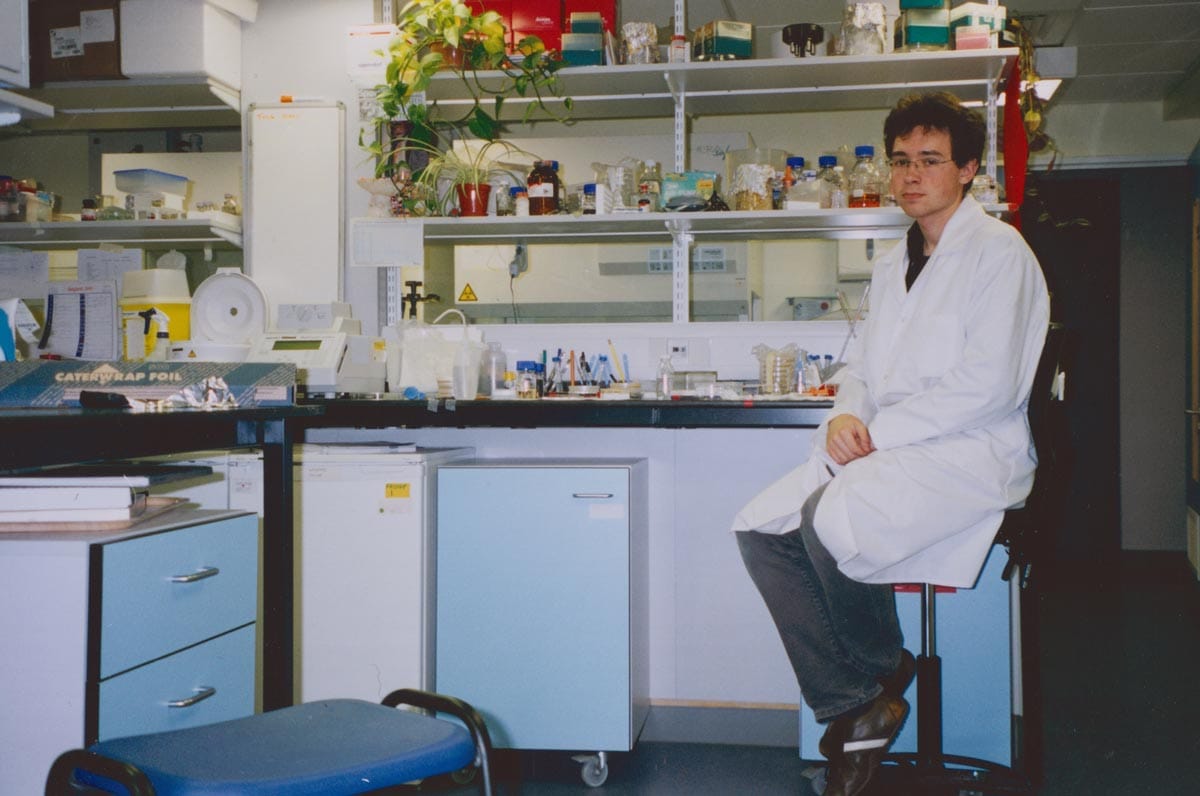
[848,145,881,208]
[656,355,675,399]
[478,341,506,397]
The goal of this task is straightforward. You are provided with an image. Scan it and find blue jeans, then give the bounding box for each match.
[736,484,903,722]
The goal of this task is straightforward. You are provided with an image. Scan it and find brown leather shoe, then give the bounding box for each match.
[822,694,908,796]
[819,649,916,761]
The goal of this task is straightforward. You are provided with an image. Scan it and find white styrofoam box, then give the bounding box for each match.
[119,0,250,89]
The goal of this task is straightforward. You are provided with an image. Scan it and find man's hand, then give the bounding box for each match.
[826,413,876,465]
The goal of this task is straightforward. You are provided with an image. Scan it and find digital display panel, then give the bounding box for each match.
[272,339,323,351]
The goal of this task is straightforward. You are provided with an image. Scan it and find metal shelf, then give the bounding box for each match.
[0,218,243,250]
[9,78,240,131]
[426,50,1015,121]
[0,88,53,124]
[361,208,922,248]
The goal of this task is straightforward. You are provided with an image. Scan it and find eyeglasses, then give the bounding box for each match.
[887,157,955,173]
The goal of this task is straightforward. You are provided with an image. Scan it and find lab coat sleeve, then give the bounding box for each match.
[868,232,1049,451]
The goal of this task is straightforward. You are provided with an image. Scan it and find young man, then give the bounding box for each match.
[732,92,1049,796]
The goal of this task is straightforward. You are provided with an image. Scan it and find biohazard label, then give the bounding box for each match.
[458,284,478,302]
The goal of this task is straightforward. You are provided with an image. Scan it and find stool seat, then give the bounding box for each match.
[48,694,487,796]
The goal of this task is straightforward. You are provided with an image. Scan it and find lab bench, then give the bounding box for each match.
[297,397,833,430]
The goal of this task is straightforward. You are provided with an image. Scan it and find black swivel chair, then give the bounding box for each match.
[45,688,495,795]
[866,323,1069,796]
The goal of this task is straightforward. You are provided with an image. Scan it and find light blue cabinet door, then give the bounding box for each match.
[437,465,632,751]
[100,514,258,678]
[98,624,255,740]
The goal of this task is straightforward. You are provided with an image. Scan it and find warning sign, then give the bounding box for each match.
[458,283,478,302]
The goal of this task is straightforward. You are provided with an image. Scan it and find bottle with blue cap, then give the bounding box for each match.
[848,145,881,208]
[817,155,845,209]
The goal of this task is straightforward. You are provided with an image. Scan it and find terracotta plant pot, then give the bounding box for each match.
[456,183,491,216]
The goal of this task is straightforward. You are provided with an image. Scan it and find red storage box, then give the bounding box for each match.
[511,0,562,51]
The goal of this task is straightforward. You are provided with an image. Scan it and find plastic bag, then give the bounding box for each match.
[386,309,484,397]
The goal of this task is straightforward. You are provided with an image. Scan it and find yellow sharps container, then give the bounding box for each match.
[120,269,192,360]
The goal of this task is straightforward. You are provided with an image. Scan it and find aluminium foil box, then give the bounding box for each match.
[0,361,296,408]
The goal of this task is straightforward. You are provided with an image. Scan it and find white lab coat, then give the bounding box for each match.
[733,196,1049,587]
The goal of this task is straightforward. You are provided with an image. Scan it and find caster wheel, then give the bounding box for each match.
[450,766,476,785]
[580,756,608,788]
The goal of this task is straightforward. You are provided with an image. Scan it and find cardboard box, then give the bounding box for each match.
[895,10,950,50]
[950,3,1007,31]
[29,0,124,84]
[0,360,296,408]
[694,20,753,61]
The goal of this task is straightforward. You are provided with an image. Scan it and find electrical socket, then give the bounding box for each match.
[668,340,689,360]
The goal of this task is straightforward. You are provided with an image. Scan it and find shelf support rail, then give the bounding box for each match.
[667,218,693,323]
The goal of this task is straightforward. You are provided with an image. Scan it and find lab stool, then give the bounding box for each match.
[45,688,494,795]
[866,324,1069,795]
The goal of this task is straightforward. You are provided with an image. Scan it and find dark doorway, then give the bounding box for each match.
[1020,171,1122,571]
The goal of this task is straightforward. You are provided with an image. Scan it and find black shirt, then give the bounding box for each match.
[905,222,929,291]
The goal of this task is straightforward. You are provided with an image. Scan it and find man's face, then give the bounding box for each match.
[889,126,978,227]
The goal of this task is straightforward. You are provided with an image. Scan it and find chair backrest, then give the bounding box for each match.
[997,322,1070,583]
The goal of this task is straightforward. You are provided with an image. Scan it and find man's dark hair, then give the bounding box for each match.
[883,91,986,168]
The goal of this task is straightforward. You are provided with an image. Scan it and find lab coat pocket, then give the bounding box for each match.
[913,313,962,379]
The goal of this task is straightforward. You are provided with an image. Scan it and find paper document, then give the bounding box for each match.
[39,281,120,360]
[0,251,50,300]
[76,248,144,286]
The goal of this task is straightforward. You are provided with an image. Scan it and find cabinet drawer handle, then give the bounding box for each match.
[167,686,216,708]
[170,566,220,583]
[572,493,614,499]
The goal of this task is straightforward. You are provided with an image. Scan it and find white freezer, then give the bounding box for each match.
[292,444,472,704]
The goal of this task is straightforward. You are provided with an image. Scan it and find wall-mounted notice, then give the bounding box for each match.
[0,251,50,300]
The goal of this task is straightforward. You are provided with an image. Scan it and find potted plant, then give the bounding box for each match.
[376,0,572,143]
[416,138,531,216]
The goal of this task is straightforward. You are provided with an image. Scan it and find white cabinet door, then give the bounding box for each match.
[0,0,30,88]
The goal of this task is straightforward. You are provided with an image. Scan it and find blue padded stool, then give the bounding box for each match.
[46,689,494,796]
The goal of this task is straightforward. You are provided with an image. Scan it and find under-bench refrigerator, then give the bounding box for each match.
[435,459,649,787]
[293,443,472,704]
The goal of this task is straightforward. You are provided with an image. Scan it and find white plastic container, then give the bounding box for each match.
[113,168,189,196]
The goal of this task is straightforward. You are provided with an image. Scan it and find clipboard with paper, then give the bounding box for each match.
[38,281,120,361]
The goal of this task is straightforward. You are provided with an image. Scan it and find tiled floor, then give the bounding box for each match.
[410,552,1200,795]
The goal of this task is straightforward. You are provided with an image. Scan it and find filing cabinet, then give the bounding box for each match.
[0,508,258,794]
